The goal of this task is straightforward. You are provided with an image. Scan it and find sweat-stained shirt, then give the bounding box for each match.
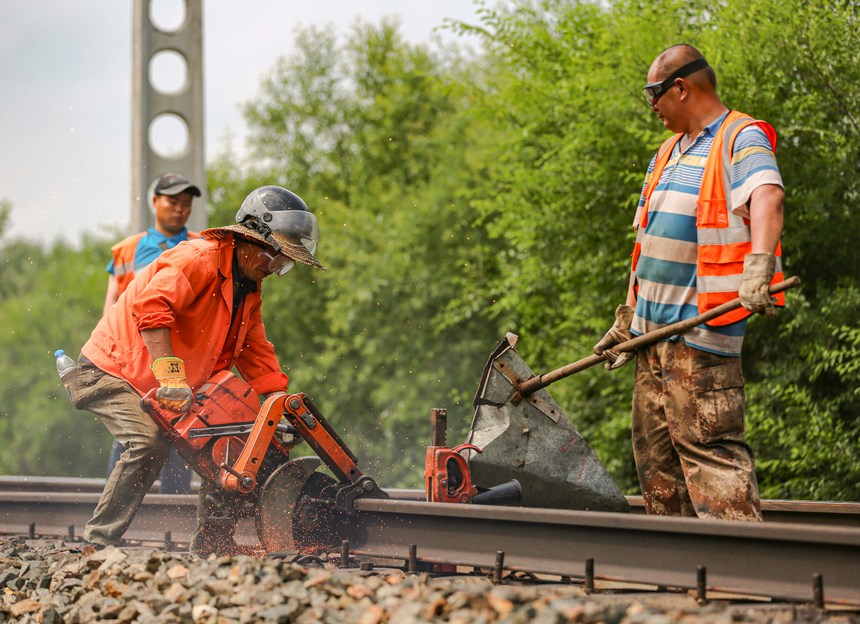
[631,111,783,356]
[82,234,289,396]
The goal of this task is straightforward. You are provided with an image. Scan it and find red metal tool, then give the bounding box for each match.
[425,442,483,503]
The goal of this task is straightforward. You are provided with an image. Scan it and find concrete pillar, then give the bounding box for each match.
[131,0,206,233]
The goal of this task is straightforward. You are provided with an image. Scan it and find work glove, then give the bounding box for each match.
[594,304,635,370]
[151,356,193,413]
[738,253,776,318]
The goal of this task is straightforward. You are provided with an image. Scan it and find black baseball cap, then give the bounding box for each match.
[154,173,201,197]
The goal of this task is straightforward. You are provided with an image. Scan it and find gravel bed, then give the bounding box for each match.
[0,537,855,623]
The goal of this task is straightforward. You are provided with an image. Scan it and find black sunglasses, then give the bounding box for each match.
[642,58,709,106]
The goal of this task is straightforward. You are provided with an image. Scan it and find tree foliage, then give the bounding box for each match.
[2,0,859,499]
[217,20,504,482]
[0,211,113,476]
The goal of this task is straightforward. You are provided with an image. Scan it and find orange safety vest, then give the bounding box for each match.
[111,230,201,297]
[633,110,784,326]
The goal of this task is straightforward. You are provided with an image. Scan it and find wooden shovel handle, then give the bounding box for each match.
[517,276,801,397]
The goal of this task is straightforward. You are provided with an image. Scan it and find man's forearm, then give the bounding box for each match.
[140,328,174,361]
[748,184,784,254]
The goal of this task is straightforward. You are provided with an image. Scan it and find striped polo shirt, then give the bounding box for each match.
[631,111,783,356]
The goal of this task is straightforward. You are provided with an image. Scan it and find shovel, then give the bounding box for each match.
[517,276,801,398]
[466,276,800,512]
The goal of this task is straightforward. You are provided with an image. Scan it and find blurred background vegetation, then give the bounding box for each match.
[2,0,858,500]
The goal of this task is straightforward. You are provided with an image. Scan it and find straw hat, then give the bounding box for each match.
[202,223,325,269]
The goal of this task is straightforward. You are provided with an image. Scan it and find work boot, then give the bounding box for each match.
[189,512,241,557]
[189,533,243,558]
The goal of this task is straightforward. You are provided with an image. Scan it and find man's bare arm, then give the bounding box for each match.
[140,328,174,361]
[748,184,784,254]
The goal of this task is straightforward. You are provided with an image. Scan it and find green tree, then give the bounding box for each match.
[3,2,858,501]
[0,234,112,476]
[202,2,860,497]
[747,288,860,500]
[448,0,860,498]
[211,20,501,485]
[703,0,860,498]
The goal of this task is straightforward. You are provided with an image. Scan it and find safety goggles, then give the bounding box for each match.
[642,58,709,106]
[244,241,295,276]
[258,248,295,276]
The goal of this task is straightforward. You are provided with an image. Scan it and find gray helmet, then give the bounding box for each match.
[235,186,319,257]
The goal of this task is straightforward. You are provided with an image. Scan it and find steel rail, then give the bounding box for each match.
[0,475,196,494]
[346,498,860,606]
[0,492,202,544]
[0,489,421,543]
[2,476,859,527]
[2,484,859,604]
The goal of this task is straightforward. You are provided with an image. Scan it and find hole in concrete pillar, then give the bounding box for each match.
[149,113,190,158]
[150,50,188,94]
[150,0,186,32]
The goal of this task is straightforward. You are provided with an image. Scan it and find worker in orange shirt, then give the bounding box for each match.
[103,172,202,494]
[65,186,324,555]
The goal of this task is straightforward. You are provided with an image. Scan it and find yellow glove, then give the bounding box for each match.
[594,304,635,370]
[151,356,193,413]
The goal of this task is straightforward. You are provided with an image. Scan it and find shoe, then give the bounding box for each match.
[189,534,243,558]
[190,513,242,557]
[79,540,106,554]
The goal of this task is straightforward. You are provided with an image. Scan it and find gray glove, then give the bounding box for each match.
[154,386,193,414]
[594,304,635,370]
[738,253,776,318]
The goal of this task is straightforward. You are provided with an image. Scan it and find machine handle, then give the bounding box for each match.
[451,443,483,455]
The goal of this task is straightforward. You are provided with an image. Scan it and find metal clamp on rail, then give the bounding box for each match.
[335,476,387,515]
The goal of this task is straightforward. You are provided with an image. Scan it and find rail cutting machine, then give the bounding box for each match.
[142,370,388,553]
[142,324,677,553]
[142,371,531,553]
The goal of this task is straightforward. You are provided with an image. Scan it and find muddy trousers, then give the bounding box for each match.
[65,360,172,546]
[631,340,762,521]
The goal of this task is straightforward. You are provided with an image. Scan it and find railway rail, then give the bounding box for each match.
[2,476,859,607]
[3,475,859,525]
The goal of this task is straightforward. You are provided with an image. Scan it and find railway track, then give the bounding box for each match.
[2,476,859,607]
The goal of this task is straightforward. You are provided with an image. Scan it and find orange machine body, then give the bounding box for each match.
[142,372,371,497]
[142,370,290,493]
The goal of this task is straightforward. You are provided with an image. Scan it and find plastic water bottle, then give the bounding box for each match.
[54,349,77,379]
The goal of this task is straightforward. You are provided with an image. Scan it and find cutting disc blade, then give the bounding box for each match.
[255,456,325,552]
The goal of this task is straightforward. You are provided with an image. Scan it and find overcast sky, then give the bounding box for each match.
[0,1,482,246]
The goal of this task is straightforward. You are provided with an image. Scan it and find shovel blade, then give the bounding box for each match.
[466,334,629,513]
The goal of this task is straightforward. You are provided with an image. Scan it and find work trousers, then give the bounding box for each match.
[632,340,762,521]
[65,359,173,546]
